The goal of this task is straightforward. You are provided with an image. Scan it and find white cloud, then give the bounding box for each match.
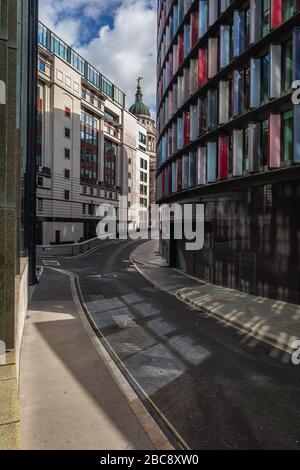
[39,0,156,113]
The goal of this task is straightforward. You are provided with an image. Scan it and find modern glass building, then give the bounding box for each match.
[157,0,300,303]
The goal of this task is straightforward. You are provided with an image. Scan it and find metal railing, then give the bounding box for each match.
[36,235,114,258]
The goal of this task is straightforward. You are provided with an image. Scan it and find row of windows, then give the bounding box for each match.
[157,0,296,122]
[157,31,297,164]
[80,110,99,185]
[157,108,295,199]
[140,184,148,196]
[140,157,148,170]
[82,186,117,198]
[38,22,125,107]
[140,171,148,183]
[81,88,103,110]
[158,0,294,83]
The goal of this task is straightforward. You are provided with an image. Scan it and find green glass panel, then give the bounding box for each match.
[281,109,293,162]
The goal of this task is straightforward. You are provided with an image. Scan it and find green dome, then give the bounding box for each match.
[129,77,151,117]
[129,101,151,117]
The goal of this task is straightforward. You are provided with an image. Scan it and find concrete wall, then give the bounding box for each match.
[42,221,84,245]
[15,260,29,382]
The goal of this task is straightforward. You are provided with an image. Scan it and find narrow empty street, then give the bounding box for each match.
[48,239,300,450]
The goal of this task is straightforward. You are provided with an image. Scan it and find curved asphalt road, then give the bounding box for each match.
[57,239,300,450]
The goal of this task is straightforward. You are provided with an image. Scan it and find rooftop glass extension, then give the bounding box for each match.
[38,22,126,107]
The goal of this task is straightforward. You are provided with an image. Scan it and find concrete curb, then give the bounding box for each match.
[176,290,294,355]
[69,274,178,451]
[129,243,294,357]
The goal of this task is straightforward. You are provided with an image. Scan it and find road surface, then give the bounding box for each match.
[49,239,300,450]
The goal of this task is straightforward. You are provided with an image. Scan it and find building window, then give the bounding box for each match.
[50,32,68,61]
[262,0,271,37]
[262,120,269,167]
[64,169,70,179]
[243,128,249,172]
[283,0,294,22]
[64,107,71,118]
[282,109,293,163]
[71,50,85,75]
[261,53,270,103]
[38,23,47,47]
[139,132,147,145]
[80,110,99,185]
[87,64,100,88]
[65,127,71,138]
[104,109,119,124]
[37,176,43,187]
[282,38,293,92]
[37,199,43,212]
[128,187,131,193]
[64,190,70,200]
[90,187,94,196]
[82,204,86,214]
[83,186,87,194]
[102,76,113,99]
[104,139,117,188]
[65,148,70,159]
[39,61,46,73]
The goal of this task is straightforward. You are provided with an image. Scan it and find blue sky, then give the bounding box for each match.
[39,0,156,113]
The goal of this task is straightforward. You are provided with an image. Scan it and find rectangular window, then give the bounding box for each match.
[39,61,46,73]
[243,128,249,171]
[102,76,113,98]
[64,190,70,200]
[282,38,293,92]
[38,23,48,48]
[37,176,43,187]
[262,0,271,37]
[82,204,86,215]
[37,199,43,212]
[261,53,270,102]
[87,65,100,88]
[65,127,71,138]
[71,50,85,75]
[64,107,71,118]
[283,0,294,22]
[139,132,147,145]
[50,32,68,61]
[65,148,70,159]
[261,119,269,166]
[64,169,70,179]
[281,109,293,162]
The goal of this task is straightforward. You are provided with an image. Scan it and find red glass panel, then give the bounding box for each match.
[271,0,282,28]
[268,113,281,169]
[178,33,184,66]
[177,158,182,191]
[183,112,190,146]
[219,135,229,180]
[199,48,207,87]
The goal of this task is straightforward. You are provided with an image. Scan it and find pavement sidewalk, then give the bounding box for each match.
[19,267,157,450]
[131,241,300,354]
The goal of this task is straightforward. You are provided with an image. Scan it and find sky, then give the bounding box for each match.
[39,0,157,116]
